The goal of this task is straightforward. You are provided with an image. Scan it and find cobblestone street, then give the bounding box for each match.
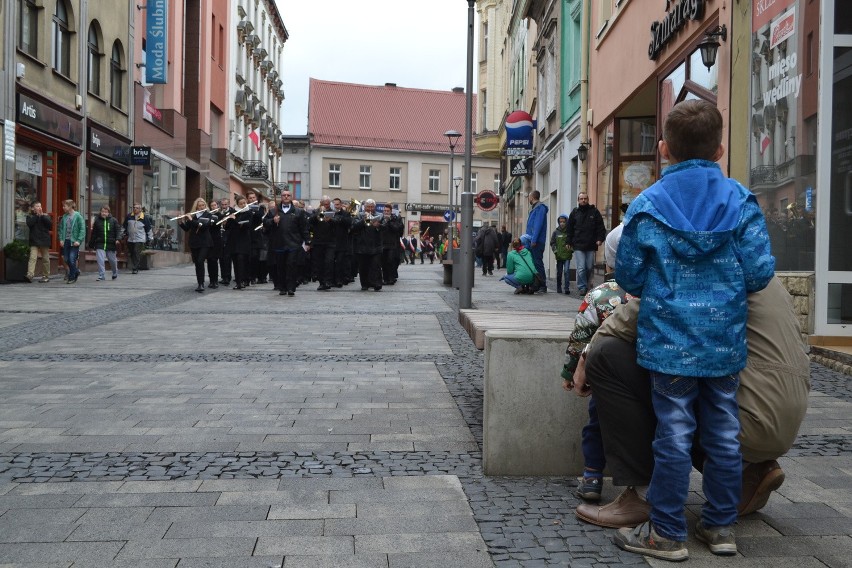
[1,263,850,567]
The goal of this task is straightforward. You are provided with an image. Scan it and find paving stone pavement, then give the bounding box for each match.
[0,263,850,567]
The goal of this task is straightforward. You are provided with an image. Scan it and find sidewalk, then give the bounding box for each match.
[0,262,849,567]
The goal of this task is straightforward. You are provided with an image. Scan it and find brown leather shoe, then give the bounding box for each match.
[575,487,650,529]
[739,460,785,516]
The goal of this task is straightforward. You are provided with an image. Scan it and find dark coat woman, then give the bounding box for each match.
[224,198,252,289]
[179,197,213,292]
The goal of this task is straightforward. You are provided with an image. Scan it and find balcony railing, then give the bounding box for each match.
[241,161,268,179]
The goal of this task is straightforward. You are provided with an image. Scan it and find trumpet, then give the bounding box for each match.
[216,204,251,225]
[170,208,213,221]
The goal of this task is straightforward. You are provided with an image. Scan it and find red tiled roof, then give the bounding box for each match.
[308,79,476,154]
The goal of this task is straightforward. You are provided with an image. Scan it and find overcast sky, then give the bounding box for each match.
[278,0,479,135]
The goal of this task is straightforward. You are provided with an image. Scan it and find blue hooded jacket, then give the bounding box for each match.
[615,159,775,377]
[526,201,548,247]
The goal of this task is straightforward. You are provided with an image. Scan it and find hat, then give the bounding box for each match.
[605,223,624,269]
[520,234,532,248]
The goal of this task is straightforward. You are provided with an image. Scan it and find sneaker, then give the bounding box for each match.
[96,276,105,281]
[112,274,118,280]
[25,275,34,283]
[514,288,523,295]
[577,476,603,501]
[39,277,50,283]
[695,521,736,556]
[66,278,77,284]
[613,522,688,562]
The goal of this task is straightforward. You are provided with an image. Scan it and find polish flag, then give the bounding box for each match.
[759,131,771,155]
[248,129,260,151]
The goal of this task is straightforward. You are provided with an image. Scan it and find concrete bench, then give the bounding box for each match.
[460,309,572,350]
[483,329,586,476]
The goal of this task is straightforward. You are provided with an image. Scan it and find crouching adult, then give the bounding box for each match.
[572,276,810,528]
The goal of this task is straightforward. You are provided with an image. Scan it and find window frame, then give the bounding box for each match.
[110,41,125,110]
[52,0,73,77]
[328,163,341,188]
[389,167,401,191]
[87,23,102,97]
[470,172,478,193]
[18,0,41,58]
[428,169,441,193]
[359,165,372,190]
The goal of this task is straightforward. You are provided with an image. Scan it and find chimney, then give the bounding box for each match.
[452,87,464,94]
[385,82,397,87]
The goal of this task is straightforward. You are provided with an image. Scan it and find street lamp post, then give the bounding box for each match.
[444,130,461,253]
[459,0,476,309]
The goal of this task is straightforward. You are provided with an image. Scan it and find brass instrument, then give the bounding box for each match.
[346,198,361,216]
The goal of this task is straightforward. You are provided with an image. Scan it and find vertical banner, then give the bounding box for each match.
[145,0,168,84]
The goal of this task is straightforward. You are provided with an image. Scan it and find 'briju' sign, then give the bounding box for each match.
[648,0,705,61]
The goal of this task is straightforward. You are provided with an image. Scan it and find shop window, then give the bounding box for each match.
[146,157,186,253]
[13,146,43,242]
[18,0,40,58]
[52,0,73,77]
[110,41,125,109]
[88,168,119,223]
[87,23,102,96]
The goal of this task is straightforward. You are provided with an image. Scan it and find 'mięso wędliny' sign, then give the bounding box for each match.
[648,0,705,60]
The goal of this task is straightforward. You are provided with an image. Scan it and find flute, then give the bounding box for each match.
[216,204,251,225]
[170,208,212,221]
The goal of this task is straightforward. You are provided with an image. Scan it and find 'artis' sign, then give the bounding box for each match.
[648,0,705,60]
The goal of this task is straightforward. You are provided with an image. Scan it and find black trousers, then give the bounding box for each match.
[334,249,350,285]
[357,253,381,289]
[275,249,301,293]
[206,253,219,285]
[381,248,399,282]
[220,247,232,283]
[482,254,495,274]
[584,335,655,487]
[190,246,209,286]
[232,252,248,287]
[312,243,336,286]
[249,250,261,282]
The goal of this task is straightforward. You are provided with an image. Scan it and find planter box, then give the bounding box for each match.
[4,259,28,282]
[140,250,156,270]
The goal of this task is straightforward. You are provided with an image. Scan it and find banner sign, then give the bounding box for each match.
[145,0,168,84]
[505,110,535,157]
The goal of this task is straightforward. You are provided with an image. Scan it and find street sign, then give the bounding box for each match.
[475,190,499,211]
[443,210,456,222]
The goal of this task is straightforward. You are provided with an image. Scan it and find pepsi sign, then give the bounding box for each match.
[505,110,535,157]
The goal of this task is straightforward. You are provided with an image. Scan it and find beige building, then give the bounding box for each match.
[307,80,501,238]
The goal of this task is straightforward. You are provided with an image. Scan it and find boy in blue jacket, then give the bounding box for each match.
[613,100,775,561]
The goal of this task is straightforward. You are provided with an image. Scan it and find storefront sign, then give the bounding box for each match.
[89,127,131,165]
[510,157,533,177]
[145,0,169,84]
[505,110,536,157]
[16,93,82,146]
[405,203,451,213]
[475,190,499,211]
[131,146,152,166]
[648,0,705,60]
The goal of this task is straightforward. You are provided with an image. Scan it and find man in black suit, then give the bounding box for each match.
[264,190,310,296]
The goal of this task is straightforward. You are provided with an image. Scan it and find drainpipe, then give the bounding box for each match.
[578,0,590,193]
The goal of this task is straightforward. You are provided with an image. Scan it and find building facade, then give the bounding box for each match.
[2,0,134,278]
[308,80,500,239]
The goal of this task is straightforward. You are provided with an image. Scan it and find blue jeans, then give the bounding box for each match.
[573,250,596,293]
[647,372,741,541]
[63,240,80,280]
[582,396,605,471]
[555,258,571,291]
[500,274,526,289]
[529,243,546,290]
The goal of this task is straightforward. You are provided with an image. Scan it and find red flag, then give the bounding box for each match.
[759,131,771,155]
[248,129,260,151]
